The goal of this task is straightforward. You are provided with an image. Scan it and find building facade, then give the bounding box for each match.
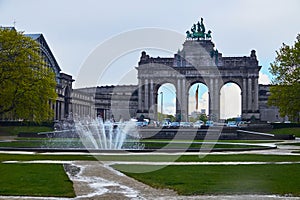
[75,85,138,121]
[25,32,94,120]
[258,84,288,122]
[137,40,260,121]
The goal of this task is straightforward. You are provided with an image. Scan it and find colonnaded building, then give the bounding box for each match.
[0,20,285,123]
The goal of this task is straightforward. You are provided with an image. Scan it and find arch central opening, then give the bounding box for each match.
[188,83,209,122]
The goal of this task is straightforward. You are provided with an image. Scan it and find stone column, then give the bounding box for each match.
[138,79,142,111]
[247,78,252,111]
[53,101,56,120]
[253,77,259,112]
[209,78,214,118]
[242,78,247,113]
[150,79,154,110]
[176,78,181,113]
[58,101,62,120]
[145,79,149,111]
[61,102,65,119]
[182,78,187,121]
[214,78,220,121]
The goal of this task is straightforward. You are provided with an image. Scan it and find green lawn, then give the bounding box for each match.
[92,154,300,163]
[277,142,300,146]
[114,164,300,196]
[1,153,300,163]
[141,139,281,143]
[0,163,75,197]
[0,153,96,162]
[0,153,96,197]
[0,140,43,148]
[270,127,300,137]
[0,126,53,136]
[0,139,86,148]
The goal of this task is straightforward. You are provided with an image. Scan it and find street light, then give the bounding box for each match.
[160,91,163,116]
[158,91,163,121]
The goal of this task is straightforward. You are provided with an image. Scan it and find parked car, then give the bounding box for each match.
[205,120,214,127]
[180,122,192,128]
[170,121,180,128]
[147,121,158,127]
[162,121,171,128]
[237,121,248,127]
[193,120,204,128]
[136,120,148,127]
[226,121,237,127]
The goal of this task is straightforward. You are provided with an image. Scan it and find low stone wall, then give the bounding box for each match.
[139,127,239,140]
[139,126,295,140]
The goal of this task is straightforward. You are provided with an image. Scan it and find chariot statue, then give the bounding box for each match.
[185,17,212,40]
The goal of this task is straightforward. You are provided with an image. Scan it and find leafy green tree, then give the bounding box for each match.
[0,28,57,122]
[198,114,208,123]
[268,34,300,122]
[157,112,176,122]
[166,114,176,122]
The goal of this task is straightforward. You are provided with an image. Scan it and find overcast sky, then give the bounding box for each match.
[1,0,299,82]
[1,0,299,117]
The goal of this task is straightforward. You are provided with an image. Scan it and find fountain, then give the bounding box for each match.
[74,117,140,150]
[40,116,143,150]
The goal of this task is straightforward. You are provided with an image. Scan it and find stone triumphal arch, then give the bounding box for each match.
[136,19,261,121]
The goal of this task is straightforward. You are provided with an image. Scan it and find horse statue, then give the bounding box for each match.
[206,30,212,39]
[186,31,192,39]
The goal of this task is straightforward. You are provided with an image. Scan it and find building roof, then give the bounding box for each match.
[25,33,62,73]
[25,33,42,40]
[0,26,16,31]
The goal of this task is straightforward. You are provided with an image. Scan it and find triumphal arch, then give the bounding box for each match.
[136,18,261,121]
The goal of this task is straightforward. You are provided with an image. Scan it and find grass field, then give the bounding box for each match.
[0,153,96,162]
[0,163,75,197]
[114,164,300,196]
[277,142,300,146]
[0,153,300,163]
[0,126,53,136]
[0,139,85,148]
[0,153,96,197]
[270,127,300,137]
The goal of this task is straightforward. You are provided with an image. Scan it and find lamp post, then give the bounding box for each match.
[160,91,163,115]
[159,91,163,121]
